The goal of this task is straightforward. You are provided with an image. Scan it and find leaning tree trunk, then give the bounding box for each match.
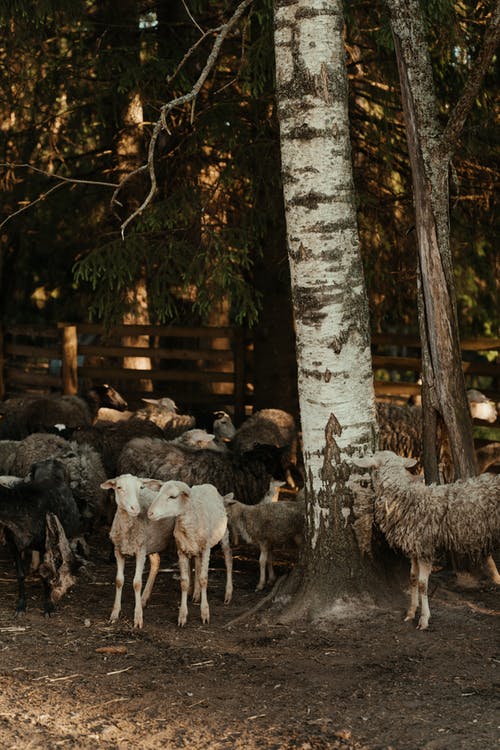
[386,0,500,483]
[387,0,500,581]
[274,0,382,619]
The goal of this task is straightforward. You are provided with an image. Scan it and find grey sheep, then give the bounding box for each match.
[6,433,108,525]
[224,496,304,590]
[352,450,500,630]
[116,436,287,506]
[71,417,165,477]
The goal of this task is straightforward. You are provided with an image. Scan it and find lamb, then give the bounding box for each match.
[0,458,82,615]
[117,436,287,505]
[224,408,300,489]
[101,474,175,629]
[224,496,304,590]
[351,450,500,630]
[146,480,233,626]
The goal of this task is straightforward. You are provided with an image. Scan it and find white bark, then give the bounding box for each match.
[274,0,377,565]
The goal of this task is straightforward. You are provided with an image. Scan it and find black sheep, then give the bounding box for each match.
[0,458,82,615]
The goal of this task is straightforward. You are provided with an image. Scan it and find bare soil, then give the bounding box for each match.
[0,533,498,750]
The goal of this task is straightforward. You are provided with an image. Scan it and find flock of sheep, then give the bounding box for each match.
[0,384,499,631]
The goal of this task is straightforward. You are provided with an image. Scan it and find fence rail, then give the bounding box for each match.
[0,324,498,414]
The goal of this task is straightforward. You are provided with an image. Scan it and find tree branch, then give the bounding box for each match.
[114,0,254,238]
[442,0,500,154]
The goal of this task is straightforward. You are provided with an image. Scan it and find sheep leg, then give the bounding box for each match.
[256,542,269,591]
[267,549,276,586]
[416,560,432,630]
[220,529,233,604]
[404,556,419,623]
[178,551,190,627]
[40,574,55,617]
[5,530,27,615]
[133,549,147,628]
[199,546,211,624]
[192,556,201,603]
[483,554,500,585]
[141,553,160,608]
[110,547,125,623]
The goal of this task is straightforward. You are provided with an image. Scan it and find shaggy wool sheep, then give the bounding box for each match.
[351,450,500,630]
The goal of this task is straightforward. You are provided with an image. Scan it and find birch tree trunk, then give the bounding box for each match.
[386,0,500,484]
[274,0,382,618]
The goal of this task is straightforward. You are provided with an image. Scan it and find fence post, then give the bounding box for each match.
[60,324,78,395]
[0,324,4,399]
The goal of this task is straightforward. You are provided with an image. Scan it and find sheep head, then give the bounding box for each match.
[147,480,191,520]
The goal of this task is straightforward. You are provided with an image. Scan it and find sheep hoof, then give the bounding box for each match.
[255,583,265,592]
[417,619,429,630]
[404,613,415,623]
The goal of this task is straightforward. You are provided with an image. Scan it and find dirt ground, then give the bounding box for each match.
[0,532,498,750]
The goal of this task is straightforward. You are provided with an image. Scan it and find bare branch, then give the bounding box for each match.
[0,181,65,230]
[181,0,205,35]
[116,0,254,238]
[0,162,119,189]
[442,0,500,154]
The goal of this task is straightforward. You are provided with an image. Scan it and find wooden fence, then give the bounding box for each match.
[0,323,499,417]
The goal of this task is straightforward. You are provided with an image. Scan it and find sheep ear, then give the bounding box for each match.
[101,479,116,490]
[402,457,418,469]
[141,479,163,491]
[223,493,235,505]
[142,398,159,405]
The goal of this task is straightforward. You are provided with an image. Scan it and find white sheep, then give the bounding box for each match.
[352,450,500,630]
[224,496,304,591]
[146,480,233,627]
[101,474,174,629]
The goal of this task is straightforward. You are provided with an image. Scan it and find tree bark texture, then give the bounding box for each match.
[274,0,381,615]
[386,0,477,482]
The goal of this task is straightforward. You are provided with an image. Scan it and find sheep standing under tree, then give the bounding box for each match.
[351,451,500,630]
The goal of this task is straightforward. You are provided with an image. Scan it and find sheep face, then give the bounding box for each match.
[353,451,418,471]
[147,480,190,520]
[101,474,142,516]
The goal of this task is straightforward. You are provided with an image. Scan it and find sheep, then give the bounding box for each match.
[0,440,19,473]
[467,389,497,423]
[224,496,304,591]
[351,450,500,630]
[171,428,227,453]
[376,389,498,477]
[146,480,233,626]
[116,436,287,506]
[71,417,165,477]
[101,474,175,629]
[6,433,108,526]
[134,397,196,438]
[225,408,300,489]
[0,458,82,615]
[0,385,128,439]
